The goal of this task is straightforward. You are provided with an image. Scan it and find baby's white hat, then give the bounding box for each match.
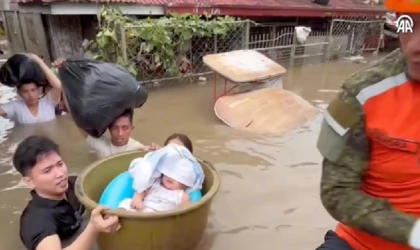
[159,157,196,187]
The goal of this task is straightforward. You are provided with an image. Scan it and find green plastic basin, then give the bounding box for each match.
[75,151,220,250]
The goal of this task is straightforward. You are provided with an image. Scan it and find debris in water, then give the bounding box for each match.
[198,76,207,85]
[343,56,367,64]
[295,26,311,44]
[153,81,161,88]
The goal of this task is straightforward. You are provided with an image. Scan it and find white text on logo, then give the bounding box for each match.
[396,15,414,34]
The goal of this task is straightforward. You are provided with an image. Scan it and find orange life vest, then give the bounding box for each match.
[336,73,420,250]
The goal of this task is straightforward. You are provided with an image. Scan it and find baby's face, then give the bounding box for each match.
[162,175,184,190]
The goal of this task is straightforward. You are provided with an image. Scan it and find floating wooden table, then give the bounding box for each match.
[203,50,318,136]
[203,50,287,104]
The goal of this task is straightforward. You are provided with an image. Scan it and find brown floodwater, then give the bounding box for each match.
[0,59,372,249]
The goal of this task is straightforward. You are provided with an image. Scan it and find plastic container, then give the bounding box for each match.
[75,151,220,250]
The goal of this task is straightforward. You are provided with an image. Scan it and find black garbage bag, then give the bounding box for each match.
[59,59,148,138]
[0,54,46,88]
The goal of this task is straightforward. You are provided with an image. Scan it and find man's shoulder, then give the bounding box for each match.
[86,134,109,147]
[20,200,53,225]
[68,175,78,185]
[327,49,405,120]
[340,49,405,101]
[20,200,58,250]
[316,50,403,160]
[67,175,78,193]
[127,137,143,149]
[39,93,57,110]
[128,137,143,145]
[1,99,24,108]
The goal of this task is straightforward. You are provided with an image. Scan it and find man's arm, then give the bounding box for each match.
[180,192,191,208]
[318,90,419,247]
[0,101,16,118]
[29,55,62,104]
[23,206,119,250]
[0,106,6,117]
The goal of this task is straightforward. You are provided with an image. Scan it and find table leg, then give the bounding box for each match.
[213,73,217,104]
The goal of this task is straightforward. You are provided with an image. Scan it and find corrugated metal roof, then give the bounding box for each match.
[167,0,385,11]
[13,0,166,3]
[12,0,386,16]
[12,0,383,8]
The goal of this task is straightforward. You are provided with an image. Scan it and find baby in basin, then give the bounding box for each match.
[128,159,194,212]
[118,134,202,213]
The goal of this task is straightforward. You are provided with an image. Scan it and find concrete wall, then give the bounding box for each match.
[0,0,19,11]
[46,15,83,59]
[0,0,10,10]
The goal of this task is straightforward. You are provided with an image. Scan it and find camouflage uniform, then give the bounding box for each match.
[317,48,416,245]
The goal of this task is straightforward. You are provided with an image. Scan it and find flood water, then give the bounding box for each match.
[0,59,371,249]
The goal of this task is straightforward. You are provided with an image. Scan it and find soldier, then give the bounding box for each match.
[316,3,420,250]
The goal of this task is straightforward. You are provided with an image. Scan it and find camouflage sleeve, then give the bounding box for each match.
[317,88,417,245]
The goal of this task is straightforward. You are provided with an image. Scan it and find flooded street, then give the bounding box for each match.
[0,59,369,249]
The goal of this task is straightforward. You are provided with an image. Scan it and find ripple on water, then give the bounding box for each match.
[317,89,339,93]
[1,178,27,192]
[0,85,16,143]
[219,169,243,179]
[225,112,324,168]
[0,143,17,175]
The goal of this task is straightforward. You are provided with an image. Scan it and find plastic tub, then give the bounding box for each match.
[75,151,220,250]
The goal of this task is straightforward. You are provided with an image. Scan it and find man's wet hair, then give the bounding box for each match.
[13,136,60,176]
[110,108,134,127]
[17,82,37,90]
[164,133,193,153]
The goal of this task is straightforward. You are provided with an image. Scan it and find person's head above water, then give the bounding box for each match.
[13,136,68,200]
[385,2,420,81]
[109,109,134,147]
[164,133,193,153]
[17,82,40,107]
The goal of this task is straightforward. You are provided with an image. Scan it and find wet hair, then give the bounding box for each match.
[109,108,134,127]
[164,133,193,153]
[13,136,60,176]
[17,82,38,90]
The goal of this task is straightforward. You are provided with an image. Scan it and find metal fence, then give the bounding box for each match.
[327,19,384,59]
[119,18,384,84]
[248,26,334,68]
[119,21,248,84]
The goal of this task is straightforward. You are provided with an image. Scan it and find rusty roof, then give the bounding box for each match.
[12,0,386,17]
[167,0,386,12]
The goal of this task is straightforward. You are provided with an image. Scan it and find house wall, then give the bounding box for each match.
[1,10,50,60]
[80,15,98,41]
[0,0,11,10]
[45,15,83,59]
[0,0,19,11]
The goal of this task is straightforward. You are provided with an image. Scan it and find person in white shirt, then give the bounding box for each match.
[0,54,62,124]
[50,59,149,159]
[77,109,148,158]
